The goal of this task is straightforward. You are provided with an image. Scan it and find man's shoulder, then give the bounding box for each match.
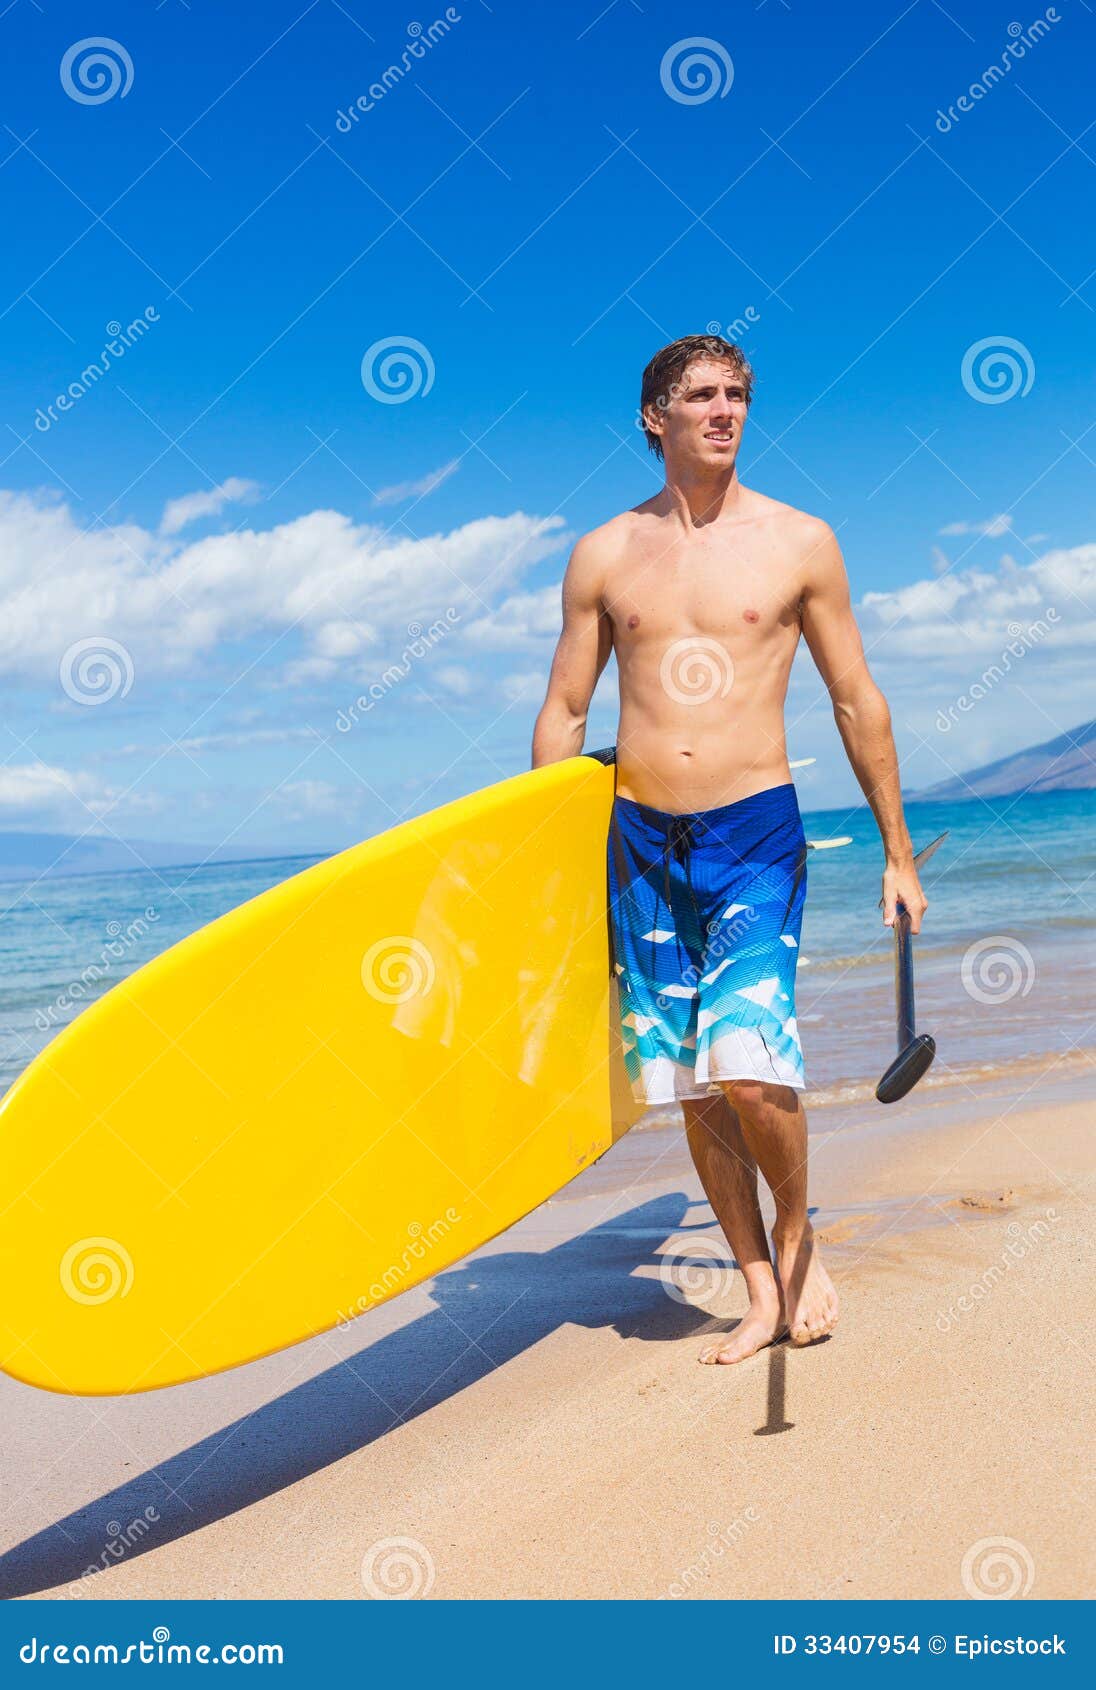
[746,488,834,550]
[568,508,645,571]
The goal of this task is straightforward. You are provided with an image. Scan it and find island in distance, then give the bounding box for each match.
[911,718,1096,801]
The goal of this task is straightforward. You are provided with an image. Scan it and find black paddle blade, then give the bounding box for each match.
[875,1033,936,1104]
[877,830,949,907]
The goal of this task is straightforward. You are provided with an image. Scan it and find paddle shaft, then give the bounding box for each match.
[893,901,916,1049]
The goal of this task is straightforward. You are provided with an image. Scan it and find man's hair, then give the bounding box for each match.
[640,335,755,461]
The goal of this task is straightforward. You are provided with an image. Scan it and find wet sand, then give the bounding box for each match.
[1,1064,1092,1601]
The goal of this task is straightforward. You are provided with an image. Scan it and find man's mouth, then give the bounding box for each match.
[705,431,733,444]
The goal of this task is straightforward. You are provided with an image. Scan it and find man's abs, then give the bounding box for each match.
[603,497,808,814]
[614,702,795,814]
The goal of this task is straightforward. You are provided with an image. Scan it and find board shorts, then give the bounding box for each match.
[608,783,808,1105]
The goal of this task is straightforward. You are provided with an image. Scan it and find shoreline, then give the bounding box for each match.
[634,1040,1096,1124]
[1,1064,1091,1601]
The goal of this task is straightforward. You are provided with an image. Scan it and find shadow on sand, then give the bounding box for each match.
[1,1191,763,1597]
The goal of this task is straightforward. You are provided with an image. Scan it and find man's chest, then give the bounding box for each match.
[604,542,804,644]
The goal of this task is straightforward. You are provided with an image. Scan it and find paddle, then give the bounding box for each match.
[875,832,948,1104]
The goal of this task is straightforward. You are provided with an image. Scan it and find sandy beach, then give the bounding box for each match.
[2,1060,1092,1602]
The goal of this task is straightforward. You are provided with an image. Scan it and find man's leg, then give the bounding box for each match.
[682,1092,785,1364]
[718,1079,839,1346]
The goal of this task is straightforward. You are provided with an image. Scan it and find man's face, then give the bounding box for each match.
[653,357,749,469]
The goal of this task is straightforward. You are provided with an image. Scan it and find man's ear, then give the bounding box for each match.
[642,402,665,443]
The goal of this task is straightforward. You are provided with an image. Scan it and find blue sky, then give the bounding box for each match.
[1,0,1094,854]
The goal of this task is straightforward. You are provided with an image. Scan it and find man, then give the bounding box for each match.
[531,334,928,1364]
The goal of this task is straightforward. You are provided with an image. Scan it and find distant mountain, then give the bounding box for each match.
[0,832,319,882]
[910,718,1096,801]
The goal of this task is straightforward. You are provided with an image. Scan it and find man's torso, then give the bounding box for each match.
[595,487,818,813]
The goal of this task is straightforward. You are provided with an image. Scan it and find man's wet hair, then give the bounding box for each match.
[640,335,755,461]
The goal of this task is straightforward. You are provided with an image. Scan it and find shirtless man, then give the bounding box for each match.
[531,334,928,1364]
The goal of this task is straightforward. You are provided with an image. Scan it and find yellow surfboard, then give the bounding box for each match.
[0,753,640,1396]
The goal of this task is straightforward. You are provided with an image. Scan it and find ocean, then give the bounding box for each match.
[795,787,1096,1102]
[2,788,1093,1105]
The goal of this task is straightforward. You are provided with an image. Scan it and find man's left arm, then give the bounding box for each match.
[798,522,928,933]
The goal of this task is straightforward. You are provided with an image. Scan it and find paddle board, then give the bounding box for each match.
[0,754,640,1395]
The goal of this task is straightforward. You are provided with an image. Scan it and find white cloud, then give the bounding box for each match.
[109,726,318,760]
[0,761,162,825]
[159,477,261,535]
[938,514,1013,537]
[0,488,569,688]
[464,584,563,650]
[372,459,460,506]
[435,665,474,697]
[310,620,377,659]
[270,779,344,818]
[859,542,1095,661]
[500,670,547,703]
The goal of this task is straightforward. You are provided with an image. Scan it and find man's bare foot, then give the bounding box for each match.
[698,1291,785,1365]
[773,1221,838,1345]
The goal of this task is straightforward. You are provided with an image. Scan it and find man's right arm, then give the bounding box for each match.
[531,534,613,768]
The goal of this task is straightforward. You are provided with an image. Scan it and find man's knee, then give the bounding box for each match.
[719,1078,765,1113]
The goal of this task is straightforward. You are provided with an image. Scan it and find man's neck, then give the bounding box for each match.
[658,466,747,530]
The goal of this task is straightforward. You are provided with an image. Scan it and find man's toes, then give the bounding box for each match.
[789,1323,812,1346]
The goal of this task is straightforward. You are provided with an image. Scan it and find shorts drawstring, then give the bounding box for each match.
[661,815,704,938]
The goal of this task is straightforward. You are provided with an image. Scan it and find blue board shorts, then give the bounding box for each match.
[608,783,808,1105]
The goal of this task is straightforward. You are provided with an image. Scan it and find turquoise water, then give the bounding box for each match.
[796,788,1096,1093]
[1,789,1093,1099]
